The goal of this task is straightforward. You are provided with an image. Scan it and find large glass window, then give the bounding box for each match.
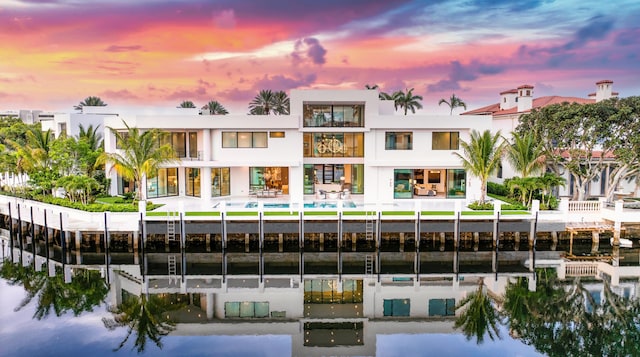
[385,132,413,150]
[432,132,459,150]
[303,132,364,157]
[160,132,186,157]
[224,302,269,318]
[303,104,364,127]
[186,168,200,197]
[304,164,364,194]
[446,169,466,198]
[147,168,178,198]
[222,132,268,148]
[383,299,410,316]
[429,298,455,316]
[304,279,363,304]
[393,169,413,199]
[188,132,198,159]
[211,168,230,197]
[116,175,135,196]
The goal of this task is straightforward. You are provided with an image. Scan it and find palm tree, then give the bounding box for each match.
[103,293,184,353]
[380,90,401,104]
[74,96,107,111]
[454,278,503,344]
[272,90,290,115]
[249,89,276,115]
[439,94,467,115]
[97,121,176,202]
[177,101,196,108]
[395,88,423,115]
[201,100,229,115]
[454,130,507,203]
[365,84,379,90]
[506,132,544,178]
[77,124,103,151]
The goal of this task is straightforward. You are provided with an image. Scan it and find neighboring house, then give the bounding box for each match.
[0,109,54,125]
[462,80,634,198]
[92,89,491,203]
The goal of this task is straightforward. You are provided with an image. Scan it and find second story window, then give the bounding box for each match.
[432,132,459,150]
[385,132,412,150]
[303,104,364,127]
[222,132,268,148]
[160,132,186,157]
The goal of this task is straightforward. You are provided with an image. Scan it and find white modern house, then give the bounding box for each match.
[96,89,491,204]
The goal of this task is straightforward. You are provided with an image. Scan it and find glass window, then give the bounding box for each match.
[238,132,252,148]
[147,168,178,198]
[223,132,267,148]
[432,132,459,150]
[224,302,270,318]
[429,298,456,316]
[385,132,413,150]
[172,132,186,157]
[222,132,237,148]
[115,131,129,150]
[188,132,198,158]
[252,132,267,148]
[270,131,285,138]
[446,169,466,198]
[304,132,363,157]
[303,279,363,304]
[186,168,200,197]
[303,104,364,127]
[393,169,413,199]
[383,299,410,316]
[211,167,230,197]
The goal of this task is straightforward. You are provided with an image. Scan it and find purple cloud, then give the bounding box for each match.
[212,9,236,29]
[564,15,614,50]
[291,37,327,65]
[252,73,317,91]
[427,60,503,92]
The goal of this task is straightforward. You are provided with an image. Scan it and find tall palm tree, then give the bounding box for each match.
[74,96,107,111]
[454,130,507,203]
[395,88,423,115]
[177,101,196,108]
[506,132,544,178]
[439,94,467,115]
[380,90,401,104]
[77,124,103,151]
[454,278,503,344]
[97,121,176,202]
[201,100,229,115]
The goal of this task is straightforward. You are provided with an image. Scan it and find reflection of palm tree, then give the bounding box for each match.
[454,278,503,344]
[103,294,184,353]
[1,260,109,319]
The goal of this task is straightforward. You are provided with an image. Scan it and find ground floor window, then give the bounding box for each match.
[249,167,289,192]
[117,175,135,196]
[393,168,466,199]
[212,167,230,197]
[224,301,269,318]
[303,164,364,194]
[383,298,410,316]
[147,168,178,198]
[446,169,466,198]
[428,298,455,316]
[186,168,201,197]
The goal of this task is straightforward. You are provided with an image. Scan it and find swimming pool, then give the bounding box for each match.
[239,201,357,209]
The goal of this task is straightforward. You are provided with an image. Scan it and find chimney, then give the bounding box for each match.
[517,84,534,113]
[595,80,614,102]
[499,89,518,110]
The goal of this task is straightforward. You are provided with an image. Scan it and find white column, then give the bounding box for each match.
[201,167,212,200]
[206,293,214,320]
[202,129,212,161]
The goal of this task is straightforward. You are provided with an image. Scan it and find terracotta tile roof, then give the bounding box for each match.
[517,84,534,89]
[558,150,617,159]
[499,89,518,95]
[462,96,595,116]
[596,79,613,85]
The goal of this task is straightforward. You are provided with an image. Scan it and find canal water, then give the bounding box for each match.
[1,237,638,357]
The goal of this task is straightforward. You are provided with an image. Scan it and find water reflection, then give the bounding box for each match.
[103,293,185,353]
[1,239,639,356]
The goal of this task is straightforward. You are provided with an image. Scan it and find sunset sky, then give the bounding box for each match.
[1,0,639,114]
